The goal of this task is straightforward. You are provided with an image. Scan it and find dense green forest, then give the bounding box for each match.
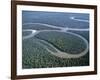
[22,32,89,69]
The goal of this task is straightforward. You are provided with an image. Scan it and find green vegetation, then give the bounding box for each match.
[35,31,86,54]
[22,11,89,69]
[22,32,89,69]
[22,31,32,36]
[23,24,60,30]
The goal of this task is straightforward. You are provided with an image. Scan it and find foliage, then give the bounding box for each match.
[22,35,89,69]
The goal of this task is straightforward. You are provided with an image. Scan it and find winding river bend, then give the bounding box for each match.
[23,17,89,59]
